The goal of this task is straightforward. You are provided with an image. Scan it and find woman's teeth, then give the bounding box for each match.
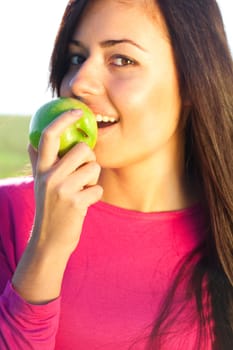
[96,114,118,123]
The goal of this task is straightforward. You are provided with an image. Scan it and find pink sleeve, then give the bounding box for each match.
[0,178,60,349]
[0,281,60,349]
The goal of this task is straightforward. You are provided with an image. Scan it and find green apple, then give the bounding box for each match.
[29,97,98,157]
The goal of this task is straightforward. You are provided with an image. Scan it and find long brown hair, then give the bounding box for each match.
[49,1,233,348]
[152,2,233,349]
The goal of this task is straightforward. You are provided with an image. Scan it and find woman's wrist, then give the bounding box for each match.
[12,237,71,304]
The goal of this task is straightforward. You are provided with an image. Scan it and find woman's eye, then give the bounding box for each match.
[69,54,86,66]
[110,56,136,67]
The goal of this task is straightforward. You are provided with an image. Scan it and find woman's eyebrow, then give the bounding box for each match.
[69,39,86,50]
[99,39,147,52]
[69,38,147,52]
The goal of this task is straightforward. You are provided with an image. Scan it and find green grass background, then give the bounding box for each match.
[0,115,31,178]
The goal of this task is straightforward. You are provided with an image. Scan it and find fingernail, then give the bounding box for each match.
[70,109,83,116]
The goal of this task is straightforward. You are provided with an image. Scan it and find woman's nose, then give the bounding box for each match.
[69,58,105,100]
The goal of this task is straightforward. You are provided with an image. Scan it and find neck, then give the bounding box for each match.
[98,147,197,213]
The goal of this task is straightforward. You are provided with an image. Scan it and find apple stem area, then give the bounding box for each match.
[77,128,88,137]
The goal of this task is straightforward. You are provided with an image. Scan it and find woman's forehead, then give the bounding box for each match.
[76,0,163,28]
[74,0,168,41]
[83,0,157,13]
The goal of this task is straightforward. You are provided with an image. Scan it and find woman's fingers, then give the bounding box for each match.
[50,142,96,181]
[69,185,103,217]
[36,109,83,173]
[28,144,38,177]
[53,160,102,196]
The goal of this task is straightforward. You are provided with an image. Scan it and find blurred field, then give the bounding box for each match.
[0,115,31,178]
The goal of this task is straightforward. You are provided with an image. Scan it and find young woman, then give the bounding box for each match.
[0,0,232,349]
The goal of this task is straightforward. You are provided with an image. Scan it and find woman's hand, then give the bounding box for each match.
[12,110,102,304]
[30,110,102,252]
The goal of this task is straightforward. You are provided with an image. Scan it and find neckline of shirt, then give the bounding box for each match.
[91,200,203,221]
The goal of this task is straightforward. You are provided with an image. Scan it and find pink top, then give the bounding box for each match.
[0,177,213,349]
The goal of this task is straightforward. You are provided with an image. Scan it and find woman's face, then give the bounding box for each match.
[60,0,182,169]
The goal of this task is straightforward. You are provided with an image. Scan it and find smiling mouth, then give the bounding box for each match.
[96,114,119,128]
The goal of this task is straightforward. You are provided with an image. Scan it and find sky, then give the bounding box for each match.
[0,0,232,116]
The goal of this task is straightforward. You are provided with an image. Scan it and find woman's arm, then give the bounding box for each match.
[0,178,60,349]
[0,111,102,348]
[12,111,102,304]
[0,282,60,349]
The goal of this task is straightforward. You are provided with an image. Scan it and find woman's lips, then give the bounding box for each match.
[95,114,119,128]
